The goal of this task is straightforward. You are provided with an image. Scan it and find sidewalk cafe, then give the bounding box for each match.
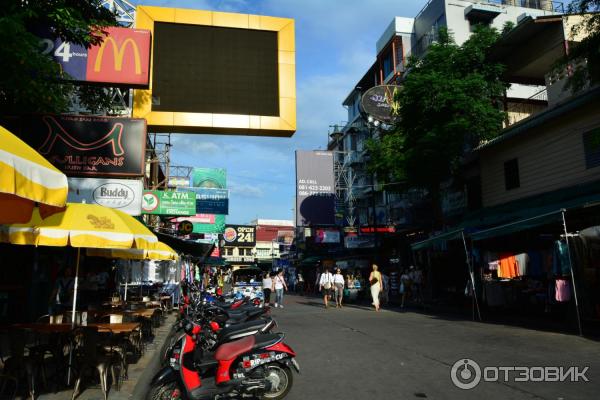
[0,126,179,399]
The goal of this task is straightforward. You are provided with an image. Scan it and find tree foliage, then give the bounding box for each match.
[367,26,507,193]
[562,1,600,91]
[0,1,117,115]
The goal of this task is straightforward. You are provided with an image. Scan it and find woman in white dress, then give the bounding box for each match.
[369,264,383,312]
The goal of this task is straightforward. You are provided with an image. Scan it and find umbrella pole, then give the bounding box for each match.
[67,247,81,385]
[124,261,129,302]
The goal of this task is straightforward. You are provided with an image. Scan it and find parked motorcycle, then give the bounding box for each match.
[149,323,299,400]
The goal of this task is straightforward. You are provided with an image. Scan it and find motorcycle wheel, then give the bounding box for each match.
[261,363,293,400]
[147,381,181,400]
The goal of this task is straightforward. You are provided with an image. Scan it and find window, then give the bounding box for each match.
[583,128,600,169]
[382,52,393,79]
[224,248,233,256]
[504,158,520,190]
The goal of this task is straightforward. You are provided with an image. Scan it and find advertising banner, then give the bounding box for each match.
[223,225,256,247]
[295,151,335,226]
[344,234,375,249]
[189,168,227,234]
[315,229,341,243]
[360,85,400,122]
[67,177,143,215]
[39,26,151,86]
[6,115,146,177]
[142,190,196,216]
[188,188,229,215]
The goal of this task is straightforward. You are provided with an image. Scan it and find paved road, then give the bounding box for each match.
[273,295,600,400]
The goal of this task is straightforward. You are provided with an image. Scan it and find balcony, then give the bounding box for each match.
[504,88,548,127]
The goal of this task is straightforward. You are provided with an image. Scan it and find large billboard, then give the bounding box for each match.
[4,115,146,177]
[39,26,151,87]
[295,151,335,226]
[67,177,143,215]
[133,6,296,137]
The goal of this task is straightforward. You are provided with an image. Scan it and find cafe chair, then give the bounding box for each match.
[2,329,40,399]
[0,374,17,399]
[70,327,120,400]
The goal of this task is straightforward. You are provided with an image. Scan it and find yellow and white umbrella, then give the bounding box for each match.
[87,241,179,261]
[0,125,68,223]
[4,203,158,249]
[0,203,158,330]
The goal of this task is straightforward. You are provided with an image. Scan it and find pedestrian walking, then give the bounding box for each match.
[297,273,305,295]
[381,272,390,305]
[400,268,412,308]
[333,268,345,308]
[273,269,287,308]
[319,268,334,309]
[262,272,273,306]
[369,264,383,312]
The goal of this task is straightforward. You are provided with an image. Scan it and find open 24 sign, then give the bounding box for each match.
[224,225,256,246]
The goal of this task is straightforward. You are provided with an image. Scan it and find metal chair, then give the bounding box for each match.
[2,329,39,399]
[70,327,120,400]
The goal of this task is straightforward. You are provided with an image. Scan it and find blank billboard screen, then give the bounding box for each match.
[152,22,279,116]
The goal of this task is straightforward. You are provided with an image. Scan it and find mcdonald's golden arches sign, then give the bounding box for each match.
[86,27,151,86]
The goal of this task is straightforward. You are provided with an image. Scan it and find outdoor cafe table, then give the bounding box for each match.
[11,322,141,334]
[88,322,140,334]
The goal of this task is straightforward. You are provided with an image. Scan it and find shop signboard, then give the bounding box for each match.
[188,168,227,233]
[67,177,143,215]
[38,26,151,86]
[6,115,146,177]
[188,188,229,215]
[295,151,335,226]
[224,225,256,247]
[360,85,400,122]
[141,190,196,216]
[344,234,375,249]
[168,176,190,187]
[315,229,341,243]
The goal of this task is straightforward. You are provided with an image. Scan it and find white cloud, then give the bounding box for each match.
[229,182,264,198]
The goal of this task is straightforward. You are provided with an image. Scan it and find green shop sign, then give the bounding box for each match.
[142,190,196,216]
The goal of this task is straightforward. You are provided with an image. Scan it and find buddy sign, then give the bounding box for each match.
[39,26,151,86]
[142,190,196,216]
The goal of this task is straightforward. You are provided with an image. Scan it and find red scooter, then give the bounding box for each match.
[149,323,299,399]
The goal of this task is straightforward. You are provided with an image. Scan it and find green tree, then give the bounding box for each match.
[561,1,600,91]
[0,0,117,115]
[367,26,507,224]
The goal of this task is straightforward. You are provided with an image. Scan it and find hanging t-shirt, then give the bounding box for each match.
[553,240,571,276]
[515,253,529,276]
[555,279,571,302]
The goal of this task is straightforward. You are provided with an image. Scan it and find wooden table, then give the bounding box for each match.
[11,323,73,333]
[88,322,140,334]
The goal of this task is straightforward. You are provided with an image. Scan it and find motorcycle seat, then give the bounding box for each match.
[218,319,266,342]
[215,335,256,361]
[252,333,283,350]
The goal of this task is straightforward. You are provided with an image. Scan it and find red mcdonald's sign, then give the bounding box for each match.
[86,27,151,86]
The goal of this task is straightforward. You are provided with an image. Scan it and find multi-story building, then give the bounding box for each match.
[329,0,563,234]
[252,219,294,269]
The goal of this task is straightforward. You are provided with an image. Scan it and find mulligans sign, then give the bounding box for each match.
[5,115,146,176]
[142,190,196,216]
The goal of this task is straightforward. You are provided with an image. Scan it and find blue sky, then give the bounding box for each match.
[134,0,427,224]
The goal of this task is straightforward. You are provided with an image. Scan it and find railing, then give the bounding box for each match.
[505,88,548,127]
[416,0,564,20]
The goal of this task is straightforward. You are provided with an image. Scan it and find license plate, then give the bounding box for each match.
[291,358,300,373]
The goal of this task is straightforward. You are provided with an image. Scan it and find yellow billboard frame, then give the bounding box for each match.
[133,6,296,137]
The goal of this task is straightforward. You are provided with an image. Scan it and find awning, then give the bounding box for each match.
[202,256,227,266]
[470,209,564,241]
[154,231,214,258]
[411,229,464,251]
